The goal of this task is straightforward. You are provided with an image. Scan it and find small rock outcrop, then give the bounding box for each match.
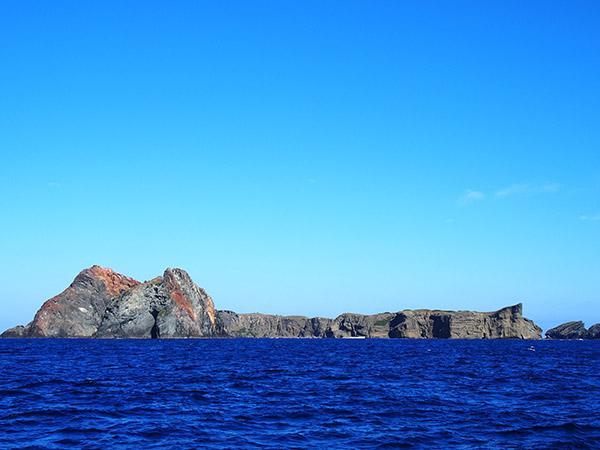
[545,321,600,340]
[4,266,140,338]
[1,325,27,338]
[96,268,216,338]
[587,324,600,340]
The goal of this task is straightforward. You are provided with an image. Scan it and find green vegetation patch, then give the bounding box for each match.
[237,327,258,338]
[374,315,394,327]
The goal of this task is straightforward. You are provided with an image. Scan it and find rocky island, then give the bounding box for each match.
[2,266,542,339]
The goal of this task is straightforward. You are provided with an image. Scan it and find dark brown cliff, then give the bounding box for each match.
[388,304,541,339]
[216,304,541,339]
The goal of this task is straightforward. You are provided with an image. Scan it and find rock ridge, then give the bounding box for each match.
[216,304,541,339]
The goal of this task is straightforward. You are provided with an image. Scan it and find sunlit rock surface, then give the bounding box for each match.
[5,266,139,338]
[388,304,541,339]
[96,268,216,338]
[2,266,541,339]
[545,321,600,340]
[216,304,540,339]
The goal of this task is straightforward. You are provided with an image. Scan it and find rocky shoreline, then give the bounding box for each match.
[2,265,544,339]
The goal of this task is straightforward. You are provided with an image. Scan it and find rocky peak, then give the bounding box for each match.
[76,265,140,299]
[95,268,216,338]
[24,266,140,338]
[499,303,522,316]
[163,268,216,327]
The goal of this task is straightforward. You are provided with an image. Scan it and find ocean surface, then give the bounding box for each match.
[1,339,599,449]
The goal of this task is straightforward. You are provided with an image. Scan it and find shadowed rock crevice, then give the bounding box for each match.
[432,315,451,338]
[150,310,160,339]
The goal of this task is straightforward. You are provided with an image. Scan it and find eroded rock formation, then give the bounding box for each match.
[388,304,541,339]
[217,304,541,339]
[96,268,216,338]
[1,266,542,339]
[3,266,139,338]
[214,312,394,338]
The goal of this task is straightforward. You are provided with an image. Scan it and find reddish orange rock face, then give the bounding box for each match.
[162,268,216,327]
[26,265,141,338]
[163,269,196,319]
[4,265,219,338]
[86,265,140,298]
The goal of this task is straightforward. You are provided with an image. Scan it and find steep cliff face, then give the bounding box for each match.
[215,311,330,338]
[96,268,216,338]
[8,266,140,338]
[328,313,395,338]
[389,304,541,339]
[545,321,600,339]
[215,311,395,338]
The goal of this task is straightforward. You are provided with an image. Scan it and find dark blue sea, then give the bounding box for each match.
[1,339,599,449]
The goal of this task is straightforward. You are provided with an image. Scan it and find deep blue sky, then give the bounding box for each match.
[1,1,599,332]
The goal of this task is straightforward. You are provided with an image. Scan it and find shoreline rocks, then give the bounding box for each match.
[2,266,542,340]
[545,321,600,340]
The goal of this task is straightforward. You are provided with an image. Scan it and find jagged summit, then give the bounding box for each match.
[96,268,216,338]
[2,266,542,339]
[78,265,140,299]
[3,265,140,338]
[2,266,216,339]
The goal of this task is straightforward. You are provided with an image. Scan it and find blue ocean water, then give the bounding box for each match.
[1,339,599,449]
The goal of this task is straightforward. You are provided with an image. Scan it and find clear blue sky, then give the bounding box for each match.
[1,1,598,333]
